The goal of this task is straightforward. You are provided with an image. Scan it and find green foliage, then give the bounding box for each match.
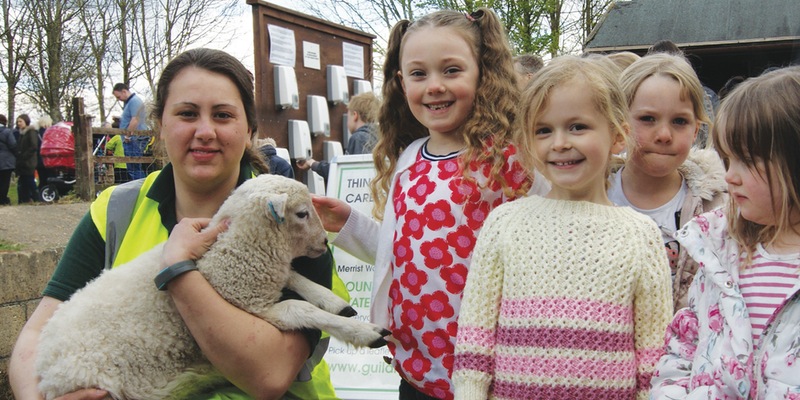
[421,0,553,55]
[0,239,23,252]
[415,0,615,57]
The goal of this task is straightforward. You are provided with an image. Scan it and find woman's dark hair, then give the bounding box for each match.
[647,39,682,55]
[151,48,268,173]
[18,114,30,127]
[717,75,746,100]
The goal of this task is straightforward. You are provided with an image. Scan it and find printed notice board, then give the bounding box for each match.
[323,154,400,399]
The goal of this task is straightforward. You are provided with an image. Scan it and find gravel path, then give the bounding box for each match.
[0,202,91,251]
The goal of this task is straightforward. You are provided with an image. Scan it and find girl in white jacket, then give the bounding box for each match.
[650,66,800,399]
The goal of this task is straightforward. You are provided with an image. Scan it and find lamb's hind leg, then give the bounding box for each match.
[259,300,390,348]
[286,271,356,317]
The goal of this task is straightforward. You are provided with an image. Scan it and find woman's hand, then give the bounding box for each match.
[311,195,351,233]
[55,388,109,400]
[160,218,229,267]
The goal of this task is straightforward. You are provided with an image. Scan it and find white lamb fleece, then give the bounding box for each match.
[36,174,389,400]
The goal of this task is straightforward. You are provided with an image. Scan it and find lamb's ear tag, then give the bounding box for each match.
[268,193,288,224]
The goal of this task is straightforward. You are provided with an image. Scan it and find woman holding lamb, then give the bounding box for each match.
[9,48,342,399]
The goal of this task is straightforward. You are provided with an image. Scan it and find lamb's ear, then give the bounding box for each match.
[267,193,288,224]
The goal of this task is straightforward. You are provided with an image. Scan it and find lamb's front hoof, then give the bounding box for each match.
[367,328,391,348]
[368,338,388,348]
[339,306,357,317]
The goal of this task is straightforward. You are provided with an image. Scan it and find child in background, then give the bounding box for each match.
[312,8,548,399]
[608,53,727,311]
[453,55,672,400]
[650,66,800,399]
[104,132,128,184]
[297,92,380,183]
[606,51,640,74]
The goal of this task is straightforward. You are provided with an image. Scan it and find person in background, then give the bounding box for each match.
[646,39,717,148]
[257,137,294,179]
[647,39,681,56]
[717,75,745,100]
[651,65,800,400]
[0,114,16,205]
[310,8,549,399]
[9,48,343,400]
[14,114,39,203]
[607,50,641,73]
[513,53,544,91]
[343,91,380,155]
[12,117,21,142]
[453,55,672,400]
[296,91,381,183]
[608,53,726,311]
[112,82,148,180]
[102,121,128,184]
[36,116,53,194]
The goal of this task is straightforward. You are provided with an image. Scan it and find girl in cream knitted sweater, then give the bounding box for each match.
[453,56,673,400]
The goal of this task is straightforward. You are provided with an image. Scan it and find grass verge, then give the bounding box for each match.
[0,238,23,252]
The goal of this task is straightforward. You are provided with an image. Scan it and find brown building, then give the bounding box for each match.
[248,1,375,169]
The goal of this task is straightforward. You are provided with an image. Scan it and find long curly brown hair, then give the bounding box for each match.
[370,8,526,220]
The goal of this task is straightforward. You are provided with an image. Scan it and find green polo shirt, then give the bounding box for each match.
[45,162,332,302]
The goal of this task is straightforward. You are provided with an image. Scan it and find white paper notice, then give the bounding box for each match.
[324,154,399,399]
[342,42,364,79]
[268,25,296,66]
[303,41,321,70]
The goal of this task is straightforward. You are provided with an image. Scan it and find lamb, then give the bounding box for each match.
[35,174,390,400]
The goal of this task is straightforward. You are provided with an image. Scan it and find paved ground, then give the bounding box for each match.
[0,202,91,251]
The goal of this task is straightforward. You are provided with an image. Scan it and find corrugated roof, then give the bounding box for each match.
[585,0,800,52]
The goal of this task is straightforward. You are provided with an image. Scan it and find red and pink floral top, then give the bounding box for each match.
[386,141,531,399]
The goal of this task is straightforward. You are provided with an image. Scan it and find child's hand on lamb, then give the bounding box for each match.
[161,217,230,268]
[310,195,351,233]
[53,388,108,400]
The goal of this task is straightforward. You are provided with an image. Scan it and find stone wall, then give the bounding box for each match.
[0,249,62,398]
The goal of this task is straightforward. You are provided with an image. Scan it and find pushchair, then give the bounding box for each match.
[39,122,76,202]
[39,122,114,202]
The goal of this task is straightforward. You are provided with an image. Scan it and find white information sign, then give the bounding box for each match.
[303,41,321,70]
[268,24,296,66]
[323,154,400,399]
[342,42,365,79]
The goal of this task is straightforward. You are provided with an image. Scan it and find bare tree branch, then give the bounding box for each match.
[0,0,34,120]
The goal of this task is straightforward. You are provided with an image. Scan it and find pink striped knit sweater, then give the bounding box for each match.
[453,196,673,400]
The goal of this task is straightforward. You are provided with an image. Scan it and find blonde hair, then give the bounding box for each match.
[347,92,379,124]
[619,53,710,149]
[607,51,641,73]
[371,8,525,220]
[37,115,53,130]
[712,66,800,265]
[517,55,630,187]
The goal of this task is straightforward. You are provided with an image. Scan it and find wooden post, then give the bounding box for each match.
[72,97,95,201]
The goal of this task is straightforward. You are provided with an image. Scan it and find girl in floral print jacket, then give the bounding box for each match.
[311,9,548,399]
[651,66,800,399]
